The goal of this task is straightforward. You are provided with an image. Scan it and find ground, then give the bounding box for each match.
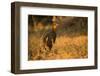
[28,32,88,60]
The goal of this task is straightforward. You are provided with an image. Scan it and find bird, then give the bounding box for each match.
[43,16,57,51]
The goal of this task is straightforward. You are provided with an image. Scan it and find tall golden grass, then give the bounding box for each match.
[28,34,88,60]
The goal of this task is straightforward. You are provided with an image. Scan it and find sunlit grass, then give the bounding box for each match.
[28,34,88,60]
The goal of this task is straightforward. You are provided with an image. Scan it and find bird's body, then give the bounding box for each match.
[43,30,56,50]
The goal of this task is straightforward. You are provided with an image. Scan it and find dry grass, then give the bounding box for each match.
[28,34,88,60]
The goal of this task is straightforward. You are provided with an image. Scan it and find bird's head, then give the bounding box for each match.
[51,16,57,32]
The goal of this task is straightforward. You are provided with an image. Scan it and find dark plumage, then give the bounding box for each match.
[43,30,56,50]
